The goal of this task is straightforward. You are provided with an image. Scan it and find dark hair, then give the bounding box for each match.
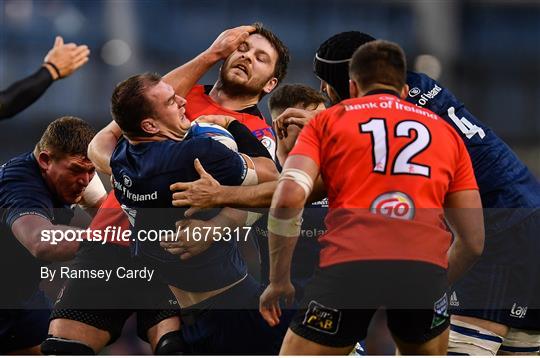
[314,31,376,101]
[110,72,162,138]
[268,84,326,115]
[349,40,406,92]
[35,116,96,158]
[252,22,290,84]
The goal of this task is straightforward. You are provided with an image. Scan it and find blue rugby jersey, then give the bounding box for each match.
[110,137,249,291]
[406,71,540,235]
[0,152,74,307]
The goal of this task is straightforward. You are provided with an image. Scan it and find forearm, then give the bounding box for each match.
[33,224,81,261]
[88,121,122,175]
[215,181,277,209]
[447,238,480,284]
[163,51,221,97]
[0,67,53,119]
[268,232,297,284]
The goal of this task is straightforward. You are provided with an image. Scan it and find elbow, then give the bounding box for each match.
[471,233,485,258]
[253,157,279,182]
[466,228,485,259]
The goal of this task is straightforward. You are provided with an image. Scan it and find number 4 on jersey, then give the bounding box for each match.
[359,118,431,177]
[447,107,486,139]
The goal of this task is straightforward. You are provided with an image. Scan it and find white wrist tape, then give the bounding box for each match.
[79,174,107,209]
[278,168,313,198]
[267,210,303,237]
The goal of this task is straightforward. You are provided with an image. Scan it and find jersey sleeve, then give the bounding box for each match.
[2,179,54,228]
[193,138,248,186]
[288,115,323,167]
[447,135,479,193]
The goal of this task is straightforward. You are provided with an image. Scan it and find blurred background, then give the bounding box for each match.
[1,0,539,175]
[1,0,539,354]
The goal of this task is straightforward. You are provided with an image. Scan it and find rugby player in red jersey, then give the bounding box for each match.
[259,40,484,355]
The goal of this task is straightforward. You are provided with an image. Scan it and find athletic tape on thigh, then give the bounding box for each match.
[278,168,313,198]
[499,328,540,354]
[448,319,503,355]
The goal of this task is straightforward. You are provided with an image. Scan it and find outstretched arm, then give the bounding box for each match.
[0,36,90,120]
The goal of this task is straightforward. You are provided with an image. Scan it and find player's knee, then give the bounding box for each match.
[41,336,95,355]
[498,328,540,355]
[154,330,187,355]
[448,319,503,355]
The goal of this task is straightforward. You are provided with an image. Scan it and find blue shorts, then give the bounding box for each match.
[450,210,540,330]
[0,290,51,353]
[180,275,288,354]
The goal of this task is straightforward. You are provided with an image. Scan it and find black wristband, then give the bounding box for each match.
[44,61,61,79]
[227,121,272,159]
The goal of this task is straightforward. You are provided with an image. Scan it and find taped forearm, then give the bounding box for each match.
[227,121,272,159]
[0,67,53,119]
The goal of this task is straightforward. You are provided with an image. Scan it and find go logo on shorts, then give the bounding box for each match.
[370,191,415,220]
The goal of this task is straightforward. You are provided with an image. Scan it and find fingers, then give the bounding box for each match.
[193,158,210,178]
[72,56,89,71]
[235,25,256,34]
[259,304,280,327]
[73,45,90,58]
[184,206,202,217]
[54,36,63,48]
[170,182,191,192]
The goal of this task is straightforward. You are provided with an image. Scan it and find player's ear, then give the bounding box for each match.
[37,151,53,171]
[140,118,159,135]
[401,84,409,99]
[263,77,278,95]
[349,80,359,98]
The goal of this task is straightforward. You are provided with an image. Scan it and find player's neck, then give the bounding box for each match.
[209,81,259,111]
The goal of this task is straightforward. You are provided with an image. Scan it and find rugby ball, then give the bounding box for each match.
[187,122,238,152]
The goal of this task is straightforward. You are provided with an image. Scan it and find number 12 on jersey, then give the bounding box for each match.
[359,118,431,177]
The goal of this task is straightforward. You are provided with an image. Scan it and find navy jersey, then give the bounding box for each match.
[110,137,249,291]
[406,71,540,235]
[0,153,74,307]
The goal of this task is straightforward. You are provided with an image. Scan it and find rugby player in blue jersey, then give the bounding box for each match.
[0,117,100,354]
[271,31,540,356]
[107,72,286,354]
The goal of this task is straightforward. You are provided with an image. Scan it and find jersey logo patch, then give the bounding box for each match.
[303,300,341,335]
[123,174,132,188]
[431,293,449,328]
[408,87,421,97]
[370,191,415,220]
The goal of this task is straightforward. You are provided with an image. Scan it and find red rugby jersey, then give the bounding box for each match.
[185,84,276,158]
[289,92,478,268]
